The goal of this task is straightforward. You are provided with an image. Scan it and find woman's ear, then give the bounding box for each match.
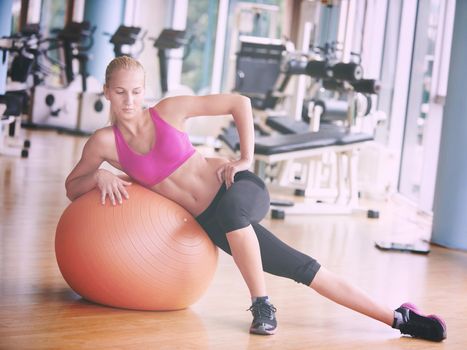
[103,84,110,100]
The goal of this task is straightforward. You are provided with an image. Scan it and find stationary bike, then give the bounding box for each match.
[0,93,29,157]
[151,28,194,98]
[0,24,42,157]
[105,24,146,58]
[31,21,110,134]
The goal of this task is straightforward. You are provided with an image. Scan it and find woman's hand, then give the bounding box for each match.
[95,169,132,205]
[216,158,252,189]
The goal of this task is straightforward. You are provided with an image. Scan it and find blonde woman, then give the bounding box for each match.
[65,56,446,340]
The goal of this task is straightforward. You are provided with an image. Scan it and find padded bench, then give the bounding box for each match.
[218,126,374,217]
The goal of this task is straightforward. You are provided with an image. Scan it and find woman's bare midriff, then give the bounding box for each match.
[149,152,229,217]
[101,127,229,217]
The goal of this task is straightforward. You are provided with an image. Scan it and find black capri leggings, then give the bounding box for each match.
[195,170,321,285]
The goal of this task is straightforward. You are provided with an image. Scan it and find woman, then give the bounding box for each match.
[65,56,446,340]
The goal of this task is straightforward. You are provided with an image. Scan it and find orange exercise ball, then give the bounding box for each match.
[55,184,218,311]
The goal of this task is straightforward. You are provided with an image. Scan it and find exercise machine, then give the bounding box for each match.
[151,28,194,97]
[0,25,40,157]
[106,25,146,58]
[30,21,110,134]
[222,37,382,218]
[0,93,29,157]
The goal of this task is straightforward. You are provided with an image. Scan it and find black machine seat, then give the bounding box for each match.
[266,116,310,134]
[266,116,348,135]
[254,132,337,155]
[335,132,373,145]
[219,125,373,156]
[255,131,373,155]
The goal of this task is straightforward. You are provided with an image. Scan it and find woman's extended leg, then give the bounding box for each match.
[196,171,446,340]
[309,266,394,325]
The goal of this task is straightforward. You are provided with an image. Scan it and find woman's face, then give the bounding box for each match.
[104,67,145,121]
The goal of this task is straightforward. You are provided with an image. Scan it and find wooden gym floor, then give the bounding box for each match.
[1,129,466,349]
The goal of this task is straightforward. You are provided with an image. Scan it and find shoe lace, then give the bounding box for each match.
[247,300,277,320]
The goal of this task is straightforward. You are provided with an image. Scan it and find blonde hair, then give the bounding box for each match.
[105,56,145,125]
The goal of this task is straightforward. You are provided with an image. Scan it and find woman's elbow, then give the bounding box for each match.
[238,94,251,106]
[66,192,76,202]
[65,186,76,201]
[65,179,78,201]
[230,95,251,114]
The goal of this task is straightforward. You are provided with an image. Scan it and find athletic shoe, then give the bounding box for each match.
[393,302,447,342]
[247,297,277,335]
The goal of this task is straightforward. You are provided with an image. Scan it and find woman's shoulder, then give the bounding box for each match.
[86,126,115,150]
[152,96,178,114]
[79,126,117,161]
[151,96,191,125]
[93,125,114,139]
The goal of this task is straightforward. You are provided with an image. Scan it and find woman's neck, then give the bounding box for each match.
[116,109,148,137]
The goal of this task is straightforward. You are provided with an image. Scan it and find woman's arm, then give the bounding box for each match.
[65,133,106,200]
[65,130,131,204]
[157,94,255,181]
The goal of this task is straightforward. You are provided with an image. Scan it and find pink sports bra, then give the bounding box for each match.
[113,108,196,187]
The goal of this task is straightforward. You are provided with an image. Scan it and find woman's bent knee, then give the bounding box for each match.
[215,175,270,232]
[216,199,251,232]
